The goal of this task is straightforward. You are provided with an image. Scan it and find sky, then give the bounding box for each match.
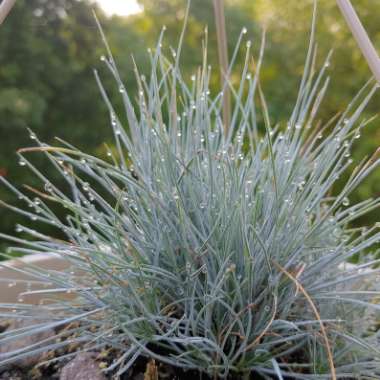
[95,0,143,17]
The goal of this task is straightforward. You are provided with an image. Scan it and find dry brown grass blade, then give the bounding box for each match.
[273,260,337,380]
[22,184,58,201]
[301,112,341,156]
[243,295,278,353]
[144,359,158,380]
[18,146,74,154]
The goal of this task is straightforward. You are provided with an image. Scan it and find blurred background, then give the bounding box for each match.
[0,0,379,253]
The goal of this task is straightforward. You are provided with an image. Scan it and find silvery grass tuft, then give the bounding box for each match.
[1,6,380,380]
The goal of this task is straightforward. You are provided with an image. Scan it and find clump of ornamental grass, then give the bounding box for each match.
[1,9,380,380]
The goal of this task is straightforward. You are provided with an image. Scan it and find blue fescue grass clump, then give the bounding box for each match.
[1,9,380,380]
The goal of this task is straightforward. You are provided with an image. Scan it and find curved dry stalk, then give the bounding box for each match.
[273,261,337,380]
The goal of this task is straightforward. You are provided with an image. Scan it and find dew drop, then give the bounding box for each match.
[333,227,341,238]
[342,197,350,206]
[18,159,26,167]
[100,55,106,62]
[246,40,251,48]
[242,27,247,34]
[82,182,90,192]
[29,132,37,140]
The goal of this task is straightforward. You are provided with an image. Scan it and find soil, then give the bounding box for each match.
[0,318,267,380]
[0,352,265,380]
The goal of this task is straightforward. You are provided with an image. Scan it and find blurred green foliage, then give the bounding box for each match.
[0,0,379,252]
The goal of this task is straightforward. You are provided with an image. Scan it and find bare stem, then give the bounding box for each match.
[212,0,230,135]
[337,0,380,84]
[0,0,16,25]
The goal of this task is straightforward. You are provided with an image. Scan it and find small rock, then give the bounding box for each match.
[59,353,106,380]
[0,318,55,369]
